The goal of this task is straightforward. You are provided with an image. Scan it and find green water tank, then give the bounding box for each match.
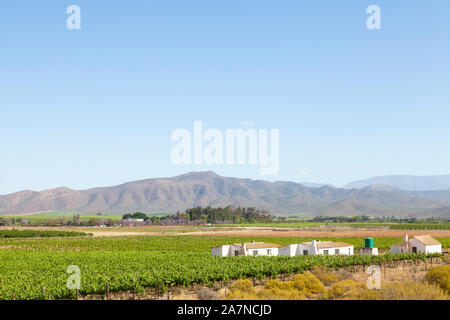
[364,238,373,249]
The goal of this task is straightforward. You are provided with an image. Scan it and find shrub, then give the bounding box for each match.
[258,287,306,300]
[230,279,255,294]
[425,265,450,293]
[264,279,294,291]
[224,273,322,300]
[261,279,306,300]
[310,266,344,286]
[381,280,448,300]
[224,279,259,300]
[326,280,381,300]
[291,272,325,296]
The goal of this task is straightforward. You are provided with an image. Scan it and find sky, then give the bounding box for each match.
[0,1,450,194]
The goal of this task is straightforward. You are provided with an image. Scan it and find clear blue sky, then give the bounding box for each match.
[1,1,449,194]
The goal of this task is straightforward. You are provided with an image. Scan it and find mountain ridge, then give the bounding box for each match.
[344,174,450,191]
[1,171,450,218]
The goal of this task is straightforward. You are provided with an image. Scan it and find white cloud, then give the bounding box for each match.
[299,170,309,176]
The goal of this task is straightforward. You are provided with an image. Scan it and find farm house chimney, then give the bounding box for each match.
[311,240,318,254]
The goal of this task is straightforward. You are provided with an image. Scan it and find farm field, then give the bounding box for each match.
[389,224,450,230]
[0,226,201,237]
[0,213,122,223]
[0,211,168,223]
[196,222,390,228]
[179,228,450,238]
[0,229,92,238]
[0,234,449,300]
[3,224,450,238]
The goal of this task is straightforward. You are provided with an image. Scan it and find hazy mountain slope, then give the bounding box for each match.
[298,182,329,188]
[345,174,450,191]
[0,171,449,218]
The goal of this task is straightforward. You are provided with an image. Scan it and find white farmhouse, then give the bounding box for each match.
[279,240,354,257]
[211,242,283,257]
[390,235,442,254]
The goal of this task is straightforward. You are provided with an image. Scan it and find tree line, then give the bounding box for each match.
[121,206,273,225]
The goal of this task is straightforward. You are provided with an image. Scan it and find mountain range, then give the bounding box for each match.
[344,174,450,191]
[1,171,450,218]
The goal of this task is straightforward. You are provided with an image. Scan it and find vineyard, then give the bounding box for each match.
[0,235,448,300]
[0,230,92,238]
[2,235,450,251]
[389,224,450,230]
[0,248,443,300]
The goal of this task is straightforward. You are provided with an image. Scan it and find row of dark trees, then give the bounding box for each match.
[312,215,450,223]
[312,215,373,223]
[183,206,272,224]
[121,206,274,225]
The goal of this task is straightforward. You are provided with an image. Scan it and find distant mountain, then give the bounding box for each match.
[345,175,450,191]
[299,182,330,188]
[1,171,450,218]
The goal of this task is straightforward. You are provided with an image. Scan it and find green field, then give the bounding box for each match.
[0,211,173,223]
[0,235,448,300]
[0,212,121,223]
[0,230,92,238]
[389,224,450,230]
[2,212,449,230]
[198,222,391,228]
[201,221,450,230]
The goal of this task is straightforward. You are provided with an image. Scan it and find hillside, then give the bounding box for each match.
[1,171,450,218]
[345,174,450,191]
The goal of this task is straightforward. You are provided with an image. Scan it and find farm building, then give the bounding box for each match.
[390,235,442,254]
[211,242,284,257]
[278,240,354,256]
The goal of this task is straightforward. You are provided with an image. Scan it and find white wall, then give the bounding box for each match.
[318,246,353,255]
[247,247,279,256]
[211,245,232,257]
[279,244,353,256]
[360,248,378,255]
[211,247,222,257]
[297,243,315,255]
[279,243,315,256]
[211,245,226,256]
[408,239,426,254]
[409,239,441,254]
[424,244,442,254]
[391,240,442,254]
[279,245,297,256]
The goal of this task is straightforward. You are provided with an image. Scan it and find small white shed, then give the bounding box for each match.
[390,235,442,254]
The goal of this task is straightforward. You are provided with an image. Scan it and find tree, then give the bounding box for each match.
[72,214,81,225]
[122,212,148,220]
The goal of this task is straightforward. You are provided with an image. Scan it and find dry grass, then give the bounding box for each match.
[381,280,448,300]
[426,265,450,293]
[310,266,353,286]
[325,280,382,300]
[197,288,220,300]
[223,261,450,300]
